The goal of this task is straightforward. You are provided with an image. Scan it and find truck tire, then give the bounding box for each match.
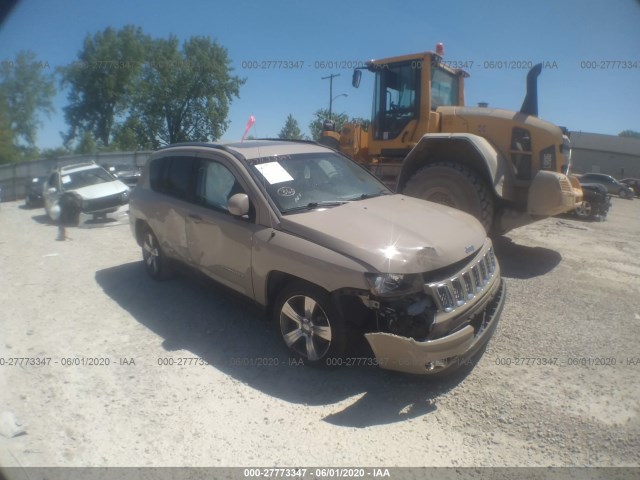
[403,161,494,232]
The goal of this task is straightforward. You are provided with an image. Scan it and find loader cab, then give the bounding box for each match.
[371,61,420,141]
[364,51,466,157]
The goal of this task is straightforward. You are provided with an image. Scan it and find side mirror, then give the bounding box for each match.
[352,69,361,88]
[228,193,250,217]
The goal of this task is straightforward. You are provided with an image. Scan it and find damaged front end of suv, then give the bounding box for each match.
[357,240,505,375]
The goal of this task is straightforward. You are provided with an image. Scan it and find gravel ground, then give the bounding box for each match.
[0,197,639,469]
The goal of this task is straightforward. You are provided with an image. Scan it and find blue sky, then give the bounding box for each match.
[0,0,639,149]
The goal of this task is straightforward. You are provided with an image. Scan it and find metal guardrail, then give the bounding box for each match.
[0,151,152,202]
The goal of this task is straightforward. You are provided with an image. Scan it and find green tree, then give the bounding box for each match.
[60,25,148,148]
[40,146,70,160]
[0,50,55,159]
[308,108,349,141]
[112,116,154,151]
[130,35,245,146]
[0,97,19,164]
[619,130,640,139]
[278,114,304,140]
[75,131,97,154]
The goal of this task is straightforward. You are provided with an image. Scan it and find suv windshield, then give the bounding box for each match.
[248,152,391,214]
[62,167,115,190]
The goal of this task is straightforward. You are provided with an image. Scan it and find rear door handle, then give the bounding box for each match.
[187,214,202,224]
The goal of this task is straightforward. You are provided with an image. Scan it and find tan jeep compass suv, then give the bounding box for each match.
[129,140,505,375]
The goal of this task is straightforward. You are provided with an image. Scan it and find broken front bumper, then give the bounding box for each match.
[364,278,505,375]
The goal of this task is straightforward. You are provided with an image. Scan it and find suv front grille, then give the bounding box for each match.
[426,242,498,313]
[83,192,127,213]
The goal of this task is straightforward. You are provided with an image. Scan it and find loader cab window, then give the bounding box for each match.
[431,67,459,109]
[372,62,419,141]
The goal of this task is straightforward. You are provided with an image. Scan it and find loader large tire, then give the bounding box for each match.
[403,161,494,232]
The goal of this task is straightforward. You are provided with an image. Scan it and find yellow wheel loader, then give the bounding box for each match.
[321,45,582,233]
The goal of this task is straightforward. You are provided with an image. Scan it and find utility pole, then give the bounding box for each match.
[322,73,340,119]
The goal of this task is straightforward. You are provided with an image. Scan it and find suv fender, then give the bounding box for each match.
[251,228,371,307]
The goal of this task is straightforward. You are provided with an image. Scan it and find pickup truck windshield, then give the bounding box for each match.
[248,152,391,214]
[62,167,115,190]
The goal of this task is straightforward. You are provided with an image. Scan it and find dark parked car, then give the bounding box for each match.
[578,173,634,199]
[24,175,47,208]
[620,178,640,198]
[574,183,611,220]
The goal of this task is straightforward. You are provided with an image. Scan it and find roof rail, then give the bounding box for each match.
[254,137,321,146]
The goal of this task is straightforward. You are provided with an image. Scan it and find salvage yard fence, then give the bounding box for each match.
[0,151,152,202]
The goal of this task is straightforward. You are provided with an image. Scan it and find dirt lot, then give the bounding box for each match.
[0,197,639,469]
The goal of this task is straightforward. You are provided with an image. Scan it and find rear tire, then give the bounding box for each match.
[403,161,494,232]
[141,226,173,280]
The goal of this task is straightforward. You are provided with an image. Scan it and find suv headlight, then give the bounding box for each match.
[365,273,424,298]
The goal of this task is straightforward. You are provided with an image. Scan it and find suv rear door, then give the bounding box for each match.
[147,155,198,262]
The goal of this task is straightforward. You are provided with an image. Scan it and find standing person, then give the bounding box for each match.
[56,194,81,241]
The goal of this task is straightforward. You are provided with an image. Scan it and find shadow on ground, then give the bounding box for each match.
[31,213,54,225]
[492,235,562,279]
[30,211,127,228]
[557,213,605,224]
[95,262,480,427]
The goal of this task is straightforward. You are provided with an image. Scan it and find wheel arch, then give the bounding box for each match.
[265,271,370,327]
[134,219,149,247]
[396,134,511,201]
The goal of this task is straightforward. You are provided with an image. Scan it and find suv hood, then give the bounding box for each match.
[279,195,486,273]
[70,180,128,200]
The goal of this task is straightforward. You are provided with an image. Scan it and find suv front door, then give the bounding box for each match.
[185,156,259,297]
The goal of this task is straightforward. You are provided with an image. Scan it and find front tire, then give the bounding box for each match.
[141,226,173,280]
[274,282,349,366]
[403,161,494,232]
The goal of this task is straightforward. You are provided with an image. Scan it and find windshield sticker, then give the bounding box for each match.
[277,186,296,197]
[254,162,293,184]
[61,175,71,184]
